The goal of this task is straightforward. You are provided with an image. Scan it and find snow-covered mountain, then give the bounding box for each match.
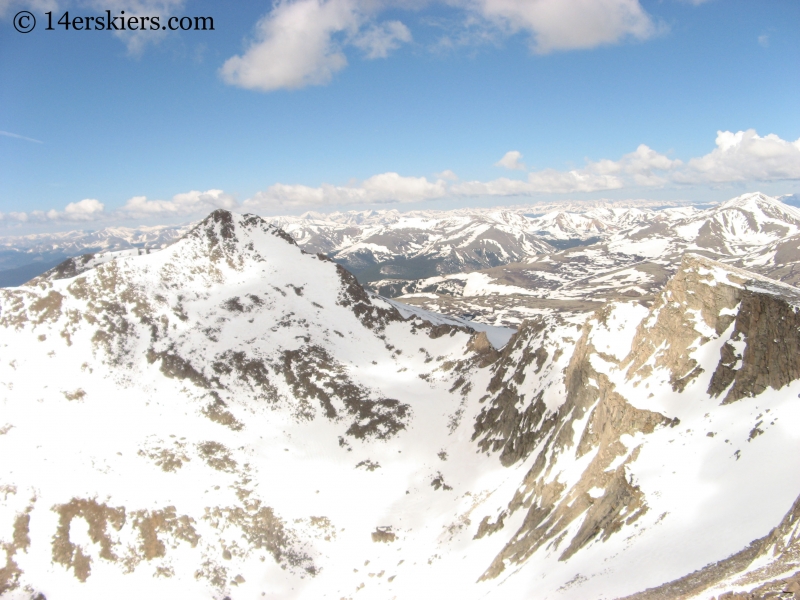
[1,209,800,599]
[389,193,800,326]
[264,203,705,284]
[266,208,555,282]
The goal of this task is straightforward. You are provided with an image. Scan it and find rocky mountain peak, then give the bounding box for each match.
[703,191,800,235]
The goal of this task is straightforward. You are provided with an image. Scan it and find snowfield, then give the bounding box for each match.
[1,207,800,599]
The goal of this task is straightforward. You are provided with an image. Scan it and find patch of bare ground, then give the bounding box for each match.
[62,388,86,402]
[371,527,396,543]
[204,504,316,575]
[44,253,99,281]
[197,441,237,472]
[138,440,191,472]
[431,473,452,491]
[130,507,199,562]
[211,350,280,404]
[281,344,410,440]
[147,346,216,389]
[200,391,244,431]
[355,460,381,472]
[51,498,126,582]
[305,516,336,542]
[0,510,31,594]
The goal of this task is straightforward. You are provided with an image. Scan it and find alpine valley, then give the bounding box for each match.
[1,192,800,600]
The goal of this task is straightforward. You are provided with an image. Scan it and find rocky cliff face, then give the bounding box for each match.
[1,211,800,600]
[466,254,800,599]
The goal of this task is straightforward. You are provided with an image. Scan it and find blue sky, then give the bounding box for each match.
[1,0,799,230]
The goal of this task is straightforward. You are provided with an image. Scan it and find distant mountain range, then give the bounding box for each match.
[265,199,703,283]
[378,193,800,326]
[0,198,704,288]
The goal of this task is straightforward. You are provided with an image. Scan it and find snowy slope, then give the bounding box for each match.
[2,211,800,600]
[0,211,516,599]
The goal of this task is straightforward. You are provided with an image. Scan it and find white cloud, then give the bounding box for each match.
[590,143,681,186]
[353,20,412,58]
[495,150,526,170]
[120,189,237,218]
[435,169,459,181]
[678,130,800,184]
[0,199,106,224]
[362,172,447,201]
[452,171,623,195]
[221,0,362,91]
[455,131,800,196]
[0,190,236,228]
[526,170,624,193]
[58,198,106,220]
[459,143,678,195]
[244,172,448,209]
[758,34,769,48]
[466,0,657,53]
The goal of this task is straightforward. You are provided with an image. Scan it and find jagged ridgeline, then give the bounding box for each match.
[1,210,800,600]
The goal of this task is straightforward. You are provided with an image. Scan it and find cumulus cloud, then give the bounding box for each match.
[676,130,800,184]
[221,0,372,91]
[58,198,106,220]
[455,131,800,196]
[495,150,526,171]
[0,199,106,224]
[120,189,237,218]
[589,143,681,186]
[0,189,239,226]
[244,172,448,209]
[434,169,459,181]
[458,143,679,195]
[452,171,623,195]
[468,0,657,53]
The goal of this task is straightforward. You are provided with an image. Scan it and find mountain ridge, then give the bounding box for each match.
[1,208,800,599]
